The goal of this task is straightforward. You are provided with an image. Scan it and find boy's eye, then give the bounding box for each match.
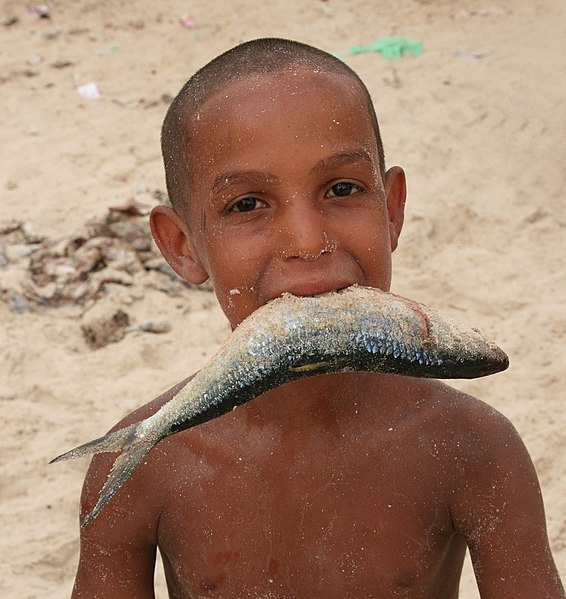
[229,197,265,213]
[327,182,363,197]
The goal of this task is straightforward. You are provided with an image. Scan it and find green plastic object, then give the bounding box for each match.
[337,37,424,60]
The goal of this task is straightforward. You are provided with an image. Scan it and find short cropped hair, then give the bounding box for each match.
[161,38,386,216]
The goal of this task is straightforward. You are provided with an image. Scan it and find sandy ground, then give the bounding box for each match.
[1,0,564,597]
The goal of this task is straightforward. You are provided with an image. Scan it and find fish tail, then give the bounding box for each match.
[49,421,140,463]
[81,431,158,527]
[50,419,162,527]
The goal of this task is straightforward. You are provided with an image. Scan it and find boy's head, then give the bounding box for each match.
[161,38,386,218]
[151,38,406,326]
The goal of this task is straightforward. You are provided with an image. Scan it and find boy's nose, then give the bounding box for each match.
[278,203,337,261]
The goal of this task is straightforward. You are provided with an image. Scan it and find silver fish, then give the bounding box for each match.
[51,285,508,526]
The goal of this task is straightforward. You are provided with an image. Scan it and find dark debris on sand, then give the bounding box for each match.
[0,198,212,316]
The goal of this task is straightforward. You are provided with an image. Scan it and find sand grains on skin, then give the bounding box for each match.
[52,286,508,526]
[0,1,564,597]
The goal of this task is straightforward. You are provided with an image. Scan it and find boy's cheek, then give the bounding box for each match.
[205,259,263,323]
[214,287,261,327]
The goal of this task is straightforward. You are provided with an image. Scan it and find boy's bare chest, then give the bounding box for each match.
[156,423,464,598]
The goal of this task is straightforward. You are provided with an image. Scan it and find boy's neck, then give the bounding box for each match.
[248,371,405,431]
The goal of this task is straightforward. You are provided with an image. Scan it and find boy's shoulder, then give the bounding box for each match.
[362,376,518,453]
[87,375,521,494]
[79,374,524,536]
[396,378,525,472]
[77,376,195,533]
[111,375,526,521]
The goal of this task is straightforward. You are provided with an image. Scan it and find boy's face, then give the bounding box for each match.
[153,69,405,327]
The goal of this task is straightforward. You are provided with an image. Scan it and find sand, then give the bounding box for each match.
[1,0,564,597]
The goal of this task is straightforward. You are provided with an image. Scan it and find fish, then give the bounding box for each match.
[51,285,508,526]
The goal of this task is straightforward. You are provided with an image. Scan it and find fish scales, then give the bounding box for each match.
[51,285,508,525]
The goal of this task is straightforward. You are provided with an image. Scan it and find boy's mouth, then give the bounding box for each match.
[269,280,353,300]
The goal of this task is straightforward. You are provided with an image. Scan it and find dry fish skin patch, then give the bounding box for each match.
[51,285,508,525]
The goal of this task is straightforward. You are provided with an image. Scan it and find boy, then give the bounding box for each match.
[73,39,563,598]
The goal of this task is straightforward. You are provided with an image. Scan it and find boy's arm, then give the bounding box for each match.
[450,405,564,599]
[70,377,194,598]
[71,450,159,599]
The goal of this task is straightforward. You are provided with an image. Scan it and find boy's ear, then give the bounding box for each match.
[149,205,209,285]
[384,166,406,252]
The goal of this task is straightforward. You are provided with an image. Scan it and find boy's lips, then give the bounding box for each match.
[257,256,370,304]
[267,279,355,300]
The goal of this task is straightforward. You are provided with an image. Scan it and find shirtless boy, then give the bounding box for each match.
[72,39,564,598]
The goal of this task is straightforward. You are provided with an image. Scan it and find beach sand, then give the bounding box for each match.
[1,0,564,596]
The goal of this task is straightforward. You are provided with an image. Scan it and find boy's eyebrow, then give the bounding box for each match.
[211,149,377,196]
[211,171,279,196]
[311,149,376,174]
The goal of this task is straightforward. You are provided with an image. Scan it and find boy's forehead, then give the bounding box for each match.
[180,68,380,224]
[184,69,377,164]
[194,68,366,122]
